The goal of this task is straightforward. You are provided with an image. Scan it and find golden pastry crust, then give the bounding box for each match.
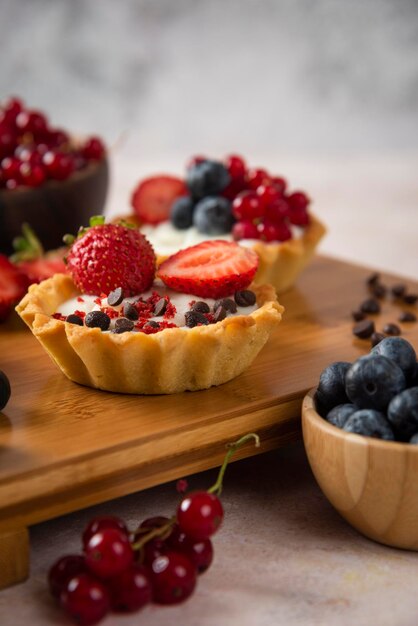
[112,213,326,294]
[16,274,284,394]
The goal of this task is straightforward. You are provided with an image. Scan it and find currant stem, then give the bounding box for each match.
[131,516,176,553]
[207,433,260,496]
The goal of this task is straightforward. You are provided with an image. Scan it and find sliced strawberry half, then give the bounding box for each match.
[0,255,29,322]
[131,175,188,225]
[16,251,67,284]
[157,240,259,299]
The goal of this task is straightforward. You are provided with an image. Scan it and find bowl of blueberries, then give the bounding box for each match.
[302,336,418,550]
[0,97,109,254]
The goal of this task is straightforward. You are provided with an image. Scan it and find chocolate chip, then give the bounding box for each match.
[112,317,134,334]
[391,284,406,298]
[383,323,401,336]
[370,283,387,299]
[145,320,160,329]
[213,305,227,322]
[123,302,139,320]
[191,301,210,314]
[404,293,417,305]
[352,310,366,322]
[371,331,385,347]
[399,311,417,323]
[360,298,381,314]
[66,314,83,326]
[85,310,110,331]
[185,311,209,328]
[234,290,256,307]
[366,272,380,286]
[153,298,167,316]
[107,287,124,307]
[214,298,237,313]
[353,319,375,339]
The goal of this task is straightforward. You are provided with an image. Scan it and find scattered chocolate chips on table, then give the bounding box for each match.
[399,311,417,323]
[383,323,401,336]
[404,293,418,305]
[360,298,381,314]
[391,284,406,298]
[353,320,375,339]
[0,370,11,411]
[352,310,366,322]
[371,332,385,347]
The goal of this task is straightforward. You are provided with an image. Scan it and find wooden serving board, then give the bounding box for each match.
[0,255,417,588]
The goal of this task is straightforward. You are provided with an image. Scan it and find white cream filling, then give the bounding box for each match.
[57,280,257,330]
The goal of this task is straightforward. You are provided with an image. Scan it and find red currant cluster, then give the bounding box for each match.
[48,434,258,625]
[0,97,105,190]
[221,155,310,242]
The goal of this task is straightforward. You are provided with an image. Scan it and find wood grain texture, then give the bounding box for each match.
[0,527,29,588]
[0,255,417,586]
[302,390,418,550]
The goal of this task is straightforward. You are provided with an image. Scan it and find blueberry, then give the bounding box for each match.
[345,354,405,410]
[314,361,351,416]
[170,196,195,229]
[193,196,234,235]
[343,409,395,440]
[409,433,418,445]
[0,370,11,410]
[409,362,418,387]
[326,403,357,428]
[186,160,231,199]
[387,387,418,440]
[371,337,416,381]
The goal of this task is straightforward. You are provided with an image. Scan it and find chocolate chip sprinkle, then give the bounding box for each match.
[112,317,134,334]
[145,320,160,329]
[399,311,417,323]
[107,287,124,307]
[404,293,417,305]
[214,298,237,313]
[85,310,111,331]
[66,314,83,326]
[191,301,210,314]
[366,272,380,286]
[185,311,209,328]
[391,284,406,298]
[383,323,401,336]
[360,298,381,314]
[370,283,387,299]
[353,319,375,339]
[213,305,227,322]
[352,310,366,322]
[234,290,256,307]
[371,331,385,347]
[123,302,139,320]
[153,298,167,316]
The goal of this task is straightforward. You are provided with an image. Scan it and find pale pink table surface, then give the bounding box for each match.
[0,154,417,626]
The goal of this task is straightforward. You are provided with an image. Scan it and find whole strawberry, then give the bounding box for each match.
[66,218,156,296]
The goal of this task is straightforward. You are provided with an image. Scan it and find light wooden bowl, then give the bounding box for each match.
[302,388,418,550]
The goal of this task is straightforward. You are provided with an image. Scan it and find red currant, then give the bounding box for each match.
[186,155,206,169]
[0,97,23,126]
[85,528,133,579]
[0,127,17,158]
[109,564,152,612]
[167,527,213,574]
[258,220,292,242]
[232,191,264,221]
[256,184,282,208]
[225,154,246,180]
[60,573,110,626]
[5,178,19,190]
[1,156,22,181]
[289,207,310,226]
[48,554,87,598]
[232,220,260,240]
[43,150,75,180]
[82,515,129,549]
[81,137,105,161]
[16,110,48,137]
[264,198,290,223]
[19,162,46,187]
[271,176,287,194]
[287,191,309,211]
[47,128,69,148]
[177,491,224,540]
[247,168,270,190]
[150,551,197,605]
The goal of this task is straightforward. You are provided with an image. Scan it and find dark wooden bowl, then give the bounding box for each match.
[0,157,109,254]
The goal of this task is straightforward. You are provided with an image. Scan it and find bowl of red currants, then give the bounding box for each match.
[0,97,109,254]
[302,337,418,550]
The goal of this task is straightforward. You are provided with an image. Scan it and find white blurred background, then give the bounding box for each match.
[1,0,418,276]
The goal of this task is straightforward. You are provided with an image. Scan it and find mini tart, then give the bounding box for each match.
[16,274,284,394]
[112,213,326,294]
